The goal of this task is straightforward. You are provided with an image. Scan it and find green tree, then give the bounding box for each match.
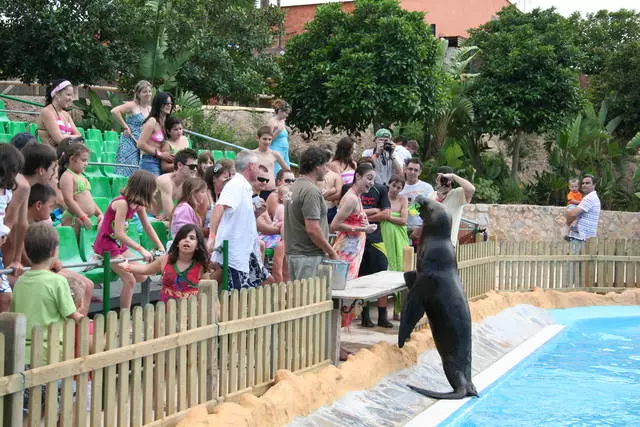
[167,0,283,103]
[277,0,441,134]
[467,5,582,180]
[573,10,640,140]
[0,0,143,85]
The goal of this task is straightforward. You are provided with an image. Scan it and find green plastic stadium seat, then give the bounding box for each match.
[28,122,38,136]
[56,226,84,272]
[85,151,102,177]
[141,221,168,251]
[0,134,10,143]
[86,128,103,142]
[77,127,86,138]
[85,139,101,154]
[212,150,224,161]
[224,150,236,161]
[94,197,110,215]
[103,130,119,142]
[8,121,27,136]
[111,176,128,196]
[103,139,119,153]
[78,226,110,284]
[101,152,117,177]
[0,100,7,122]
[87,176,112,198]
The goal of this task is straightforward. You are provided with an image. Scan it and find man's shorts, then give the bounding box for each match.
[287,254,324,282]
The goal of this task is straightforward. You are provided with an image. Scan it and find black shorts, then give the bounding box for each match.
[358,242,388,276]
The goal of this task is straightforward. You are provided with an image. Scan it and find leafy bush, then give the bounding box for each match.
[500,178,529,204]
[525,171,567,206]
[473,177,501,204]
[73,90,124,131]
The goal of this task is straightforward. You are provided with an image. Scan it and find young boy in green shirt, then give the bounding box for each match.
[12,222,84,365]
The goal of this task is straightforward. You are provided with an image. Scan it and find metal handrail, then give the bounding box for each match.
[87,162,139,168]
[185,129,299,168]
[0,94,44,107]
[0,109,39,115]
[0,252,162,276]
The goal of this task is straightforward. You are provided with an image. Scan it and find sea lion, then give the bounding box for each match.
[398,195,478,400]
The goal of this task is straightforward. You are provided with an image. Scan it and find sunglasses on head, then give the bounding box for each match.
[257,177,270,183]
[284,178,296,184]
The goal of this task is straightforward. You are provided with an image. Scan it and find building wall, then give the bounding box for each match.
[281,2,355,42]
[402,0,510,37]
[280,0,511,42]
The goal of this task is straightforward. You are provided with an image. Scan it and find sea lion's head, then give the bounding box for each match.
[415,195,452,239]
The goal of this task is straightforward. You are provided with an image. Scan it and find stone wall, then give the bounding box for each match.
[463,203,640,242]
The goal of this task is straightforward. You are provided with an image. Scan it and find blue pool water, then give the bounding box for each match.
[443,306,640,426]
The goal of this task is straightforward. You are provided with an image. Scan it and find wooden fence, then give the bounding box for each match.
[1,239,639,427]
[456,239,640,298]
[0,278,333,427]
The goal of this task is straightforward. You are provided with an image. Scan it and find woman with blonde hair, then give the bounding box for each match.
[111,80,153,176]
[37,79,82,147]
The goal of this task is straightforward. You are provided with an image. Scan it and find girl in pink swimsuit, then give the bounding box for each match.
[92,170,165,309]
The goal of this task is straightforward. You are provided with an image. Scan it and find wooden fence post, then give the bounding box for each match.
[0,313,26,427]
[316,264,336,364]
[198,280,219,402]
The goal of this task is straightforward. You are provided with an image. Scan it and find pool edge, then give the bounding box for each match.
[404,323,566,427]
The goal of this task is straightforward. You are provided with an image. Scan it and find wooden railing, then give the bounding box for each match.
[1,239,639,426]
[456,239,640,298]
[0,278,332,426]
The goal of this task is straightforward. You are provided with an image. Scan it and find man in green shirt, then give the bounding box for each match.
[284,147,339,280]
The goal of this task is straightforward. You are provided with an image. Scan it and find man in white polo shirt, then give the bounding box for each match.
[565,174,601,286]
[566,174,601,246]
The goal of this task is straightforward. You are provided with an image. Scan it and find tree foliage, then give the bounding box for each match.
[277,0,441,134]
[0,0,144,85]
[576,10,640,140]
[466,5,583,179]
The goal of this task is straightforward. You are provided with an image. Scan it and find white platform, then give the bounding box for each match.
[332,270,407,301]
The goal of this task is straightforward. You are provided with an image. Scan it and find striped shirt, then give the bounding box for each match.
[570,191,601,241]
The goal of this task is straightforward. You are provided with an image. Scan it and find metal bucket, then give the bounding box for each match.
[321,259,350,290]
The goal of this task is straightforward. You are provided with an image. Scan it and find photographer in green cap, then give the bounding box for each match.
[362,128,403,186]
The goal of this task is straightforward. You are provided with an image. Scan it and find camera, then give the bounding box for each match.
[383,142,394,153]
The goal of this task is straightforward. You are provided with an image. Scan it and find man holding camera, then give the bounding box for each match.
[428,166,475,247]
[362,128,403,186]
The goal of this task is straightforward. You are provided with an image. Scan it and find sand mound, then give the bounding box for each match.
[178,288,640,427]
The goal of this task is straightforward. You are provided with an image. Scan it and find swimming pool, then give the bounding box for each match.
[442,306,640,426]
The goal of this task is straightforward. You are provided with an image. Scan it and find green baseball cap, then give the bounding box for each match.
[375,128,392,139]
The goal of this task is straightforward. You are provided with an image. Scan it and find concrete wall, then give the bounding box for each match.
[463,203,640,242]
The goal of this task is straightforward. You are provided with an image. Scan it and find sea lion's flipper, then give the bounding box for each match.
[407,385,468,400]
[398,287,426,348]
[403,271,418,289]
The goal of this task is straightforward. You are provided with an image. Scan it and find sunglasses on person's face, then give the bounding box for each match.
[186,164,198,170]
[284,178,296,184]
[257,177,270,183]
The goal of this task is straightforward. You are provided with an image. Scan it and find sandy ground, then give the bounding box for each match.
[176,288,640,427]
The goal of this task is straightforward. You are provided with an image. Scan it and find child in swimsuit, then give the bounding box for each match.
[58,142,103,237]
[92,170,165,309]
[123,223,211,302]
